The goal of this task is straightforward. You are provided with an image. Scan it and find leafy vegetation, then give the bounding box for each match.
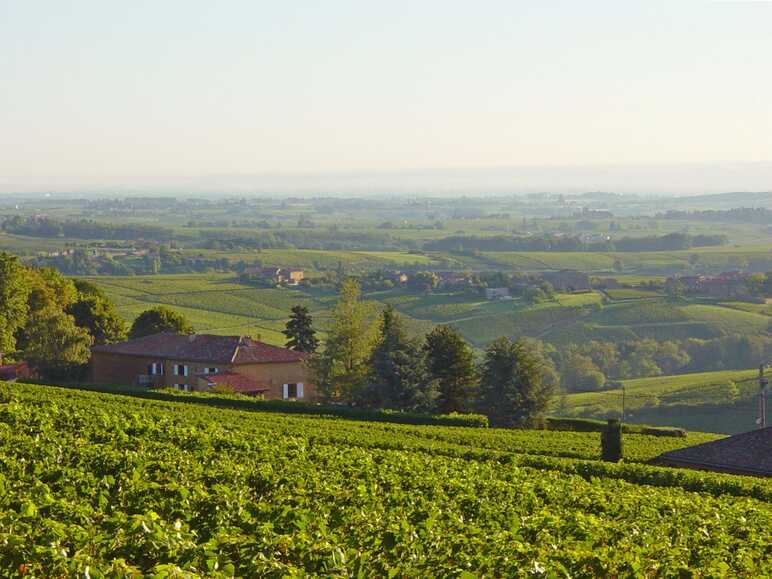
[1,382,770,576]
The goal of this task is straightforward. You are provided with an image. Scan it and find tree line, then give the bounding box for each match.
[424,232,728,253]
[282,279,554,427]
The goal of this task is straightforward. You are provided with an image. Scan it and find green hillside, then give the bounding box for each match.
[559,369,764,434]
[1,382,769,576]
[89,275,769,350]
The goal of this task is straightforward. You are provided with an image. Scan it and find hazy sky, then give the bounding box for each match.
[1,1,771,194]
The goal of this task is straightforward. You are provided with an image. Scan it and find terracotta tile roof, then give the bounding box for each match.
[200,371,271,394]
[654,427,772,477]
[92,333,307,365]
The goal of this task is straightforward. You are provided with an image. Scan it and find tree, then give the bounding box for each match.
[310,279,377,402]
[68,297,128,345]
[479,337,554,427]
[665,278,686,300]
[129,306,194,339]
[0,252,31,353]
[23,306,91,381]
[360,306,432,411]
[283,305,319,353]
[560,349,606,392]
[423,325,477,413]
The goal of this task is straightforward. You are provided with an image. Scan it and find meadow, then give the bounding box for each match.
[559,368,762,434]
[1,381,770,576]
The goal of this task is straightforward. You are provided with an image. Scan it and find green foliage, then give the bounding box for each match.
[282,305,319,352]
[0,252,31,352]
[68,296,128,345]
[0,382,770,576]
[22,307,92,380]
[129,306,194,339]
[311,279,377,402]
[360,306,433,411]
[424,325,477,413]
[479,337,554,427]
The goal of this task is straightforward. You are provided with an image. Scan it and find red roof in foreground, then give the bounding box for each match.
[92,333,307,365]
[201,372,270,394]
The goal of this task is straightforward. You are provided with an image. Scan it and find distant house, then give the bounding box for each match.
[540,270,591,292]
[383,270,409,284]
[669,272,750,299]
[485,287,510,300]
[90,333,314,401]
[436,271,471,291]
[243,267,304,285]
[654,427,772,477]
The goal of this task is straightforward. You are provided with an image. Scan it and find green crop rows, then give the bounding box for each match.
[1,382,770,577]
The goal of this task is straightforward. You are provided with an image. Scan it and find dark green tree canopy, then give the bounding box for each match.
[283,305,319,353]
[0,252,31,353]
[361,306,432,411]
[129,306,194,340]
[479,337,554,427]
[423,325,477,414]
[68,296,128,345]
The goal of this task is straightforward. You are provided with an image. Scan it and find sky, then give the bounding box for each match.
[1,0,771,194]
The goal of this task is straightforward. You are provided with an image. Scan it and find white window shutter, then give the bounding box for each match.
[297,383,304,398]
[173,365,178,376]
[183,365,188,377]
[282,384,289,399]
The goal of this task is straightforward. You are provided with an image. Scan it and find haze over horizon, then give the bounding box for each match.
[2,1,771,195]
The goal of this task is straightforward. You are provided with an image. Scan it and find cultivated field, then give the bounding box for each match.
[1,382,770,576]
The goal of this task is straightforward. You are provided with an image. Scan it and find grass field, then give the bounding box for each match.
[1,381,770,575]
[559,369,763,433]
[90,274,769,351]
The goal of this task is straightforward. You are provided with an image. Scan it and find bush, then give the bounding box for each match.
[546,417,685,437]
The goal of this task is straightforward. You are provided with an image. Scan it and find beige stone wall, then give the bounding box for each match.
[233,361,316,401]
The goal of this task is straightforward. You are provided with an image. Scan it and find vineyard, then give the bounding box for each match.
[1,382,770,576]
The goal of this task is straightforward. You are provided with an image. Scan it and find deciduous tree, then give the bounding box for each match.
[129,306,194,339]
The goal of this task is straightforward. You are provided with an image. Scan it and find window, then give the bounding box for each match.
[203,367,218,375]
[173,364,188,377]
[173,384,190,392]
[147,362,164,375]
[283,383,303,399]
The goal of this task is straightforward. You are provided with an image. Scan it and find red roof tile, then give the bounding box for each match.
[201,371,270,394]
[92,333,307,365]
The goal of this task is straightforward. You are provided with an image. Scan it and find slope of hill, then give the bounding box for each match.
[559,369,764,434]
[1,381,770,576]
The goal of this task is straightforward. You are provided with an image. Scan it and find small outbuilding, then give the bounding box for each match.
[653,427,772,477]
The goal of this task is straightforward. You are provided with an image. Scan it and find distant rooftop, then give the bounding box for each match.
[654,427,772,477]
[92,333,306,365]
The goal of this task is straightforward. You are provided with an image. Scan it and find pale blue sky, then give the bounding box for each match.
[1,1,771,193]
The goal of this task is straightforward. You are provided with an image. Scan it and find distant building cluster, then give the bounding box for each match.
[669,271,755,299]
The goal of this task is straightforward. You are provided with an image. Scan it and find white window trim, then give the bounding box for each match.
[297,383,304,399]
[282,383,289,400]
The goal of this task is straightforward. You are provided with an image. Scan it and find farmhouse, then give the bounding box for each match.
[654,426,772,477]
[90,333,315,401]
[669,272,750,299]
[485,287,511,300]
[243,267,305,285]
[540,270,591,292]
